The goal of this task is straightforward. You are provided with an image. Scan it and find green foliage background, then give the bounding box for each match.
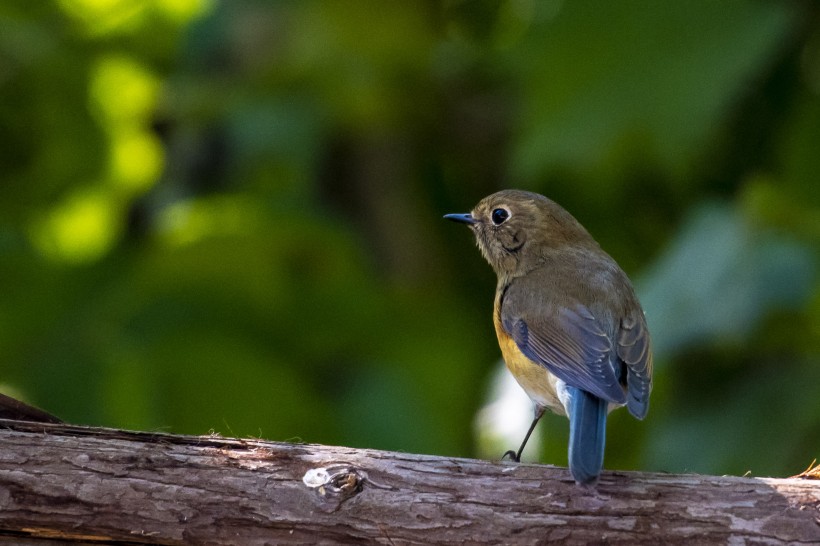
[1,0,818,477]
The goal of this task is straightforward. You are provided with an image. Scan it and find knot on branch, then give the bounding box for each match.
[302,463,366,512]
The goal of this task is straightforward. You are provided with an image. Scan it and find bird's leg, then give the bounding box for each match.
[502,405,545,462]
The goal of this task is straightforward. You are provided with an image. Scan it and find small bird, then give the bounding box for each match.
[445,190,652,486]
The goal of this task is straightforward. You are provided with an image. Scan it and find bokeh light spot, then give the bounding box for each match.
[57,0,147,36]
[155,0,213,24]
[110,130,164,194]
[30,189,120,264]
[89,55,159,126]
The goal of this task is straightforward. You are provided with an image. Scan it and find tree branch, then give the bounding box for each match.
[0,420,817,545]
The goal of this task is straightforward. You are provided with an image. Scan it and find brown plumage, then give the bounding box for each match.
[446,189,652,485]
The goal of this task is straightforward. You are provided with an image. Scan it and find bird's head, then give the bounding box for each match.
[445,190,598,279]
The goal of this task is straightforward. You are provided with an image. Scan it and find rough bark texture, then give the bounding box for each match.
[0,419,817,545]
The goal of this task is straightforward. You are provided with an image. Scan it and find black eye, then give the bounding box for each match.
[491,208,510,225]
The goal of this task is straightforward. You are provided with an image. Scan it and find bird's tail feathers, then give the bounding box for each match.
[567,386,607,486]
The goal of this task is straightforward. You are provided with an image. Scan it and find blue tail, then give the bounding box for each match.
[567,386,608,486]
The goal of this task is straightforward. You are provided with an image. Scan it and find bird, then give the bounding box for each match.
[445,189,652,486]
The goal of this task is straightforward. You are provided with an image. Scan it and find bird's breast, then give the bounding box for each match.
[493,292,567,416]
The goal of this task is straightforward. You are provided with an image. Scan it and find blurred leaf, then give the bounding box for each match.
[645,356,820,476]
[638,201,816,356]
[510,1,796,181]
[2,0,819,480]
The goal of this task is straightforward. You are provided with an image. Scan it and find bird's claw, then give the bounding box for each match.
[502,450,521,462]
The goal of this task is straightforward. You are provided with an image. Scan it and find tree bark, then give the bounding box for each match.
[0,419,817,545]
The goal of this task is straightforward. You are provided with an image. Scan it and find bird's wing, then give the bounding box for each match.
[617,312,653,419]
[502,301,628,404]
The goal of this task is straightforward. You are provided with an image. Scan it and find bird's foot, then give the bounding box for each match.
[502,449,521,462]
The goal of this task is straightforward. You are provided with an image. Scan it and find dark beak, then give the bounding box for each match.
[443,213,477,225]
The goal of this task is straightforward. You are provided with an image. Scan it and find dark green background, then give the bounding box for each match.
[1,0,818,477]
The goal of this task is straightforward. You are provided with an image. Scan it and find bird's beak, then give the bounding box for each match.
[443,213,477,225]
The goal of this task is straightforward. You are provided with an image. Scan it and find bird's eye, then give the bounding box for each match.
[491,208,510,225]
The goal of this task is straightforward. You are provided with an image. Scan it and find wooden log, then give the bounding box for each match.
[0,419,817,545]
